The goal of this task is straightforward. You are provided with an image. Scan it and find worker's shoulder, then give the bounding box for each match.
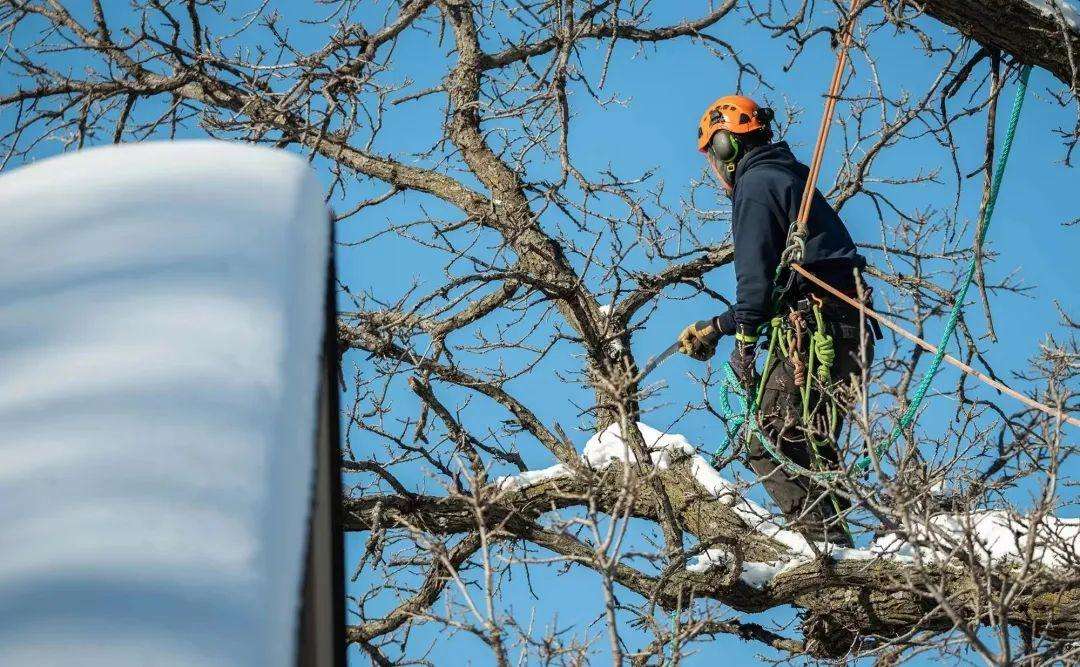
[735,164,797,207]
[740,160,799,190]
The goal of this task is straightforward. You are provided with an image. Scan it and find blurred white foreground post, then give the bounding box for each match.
[0,142,344,666]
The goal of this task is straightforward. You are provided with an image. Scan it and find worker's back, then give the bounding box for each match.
[733,141,865,297]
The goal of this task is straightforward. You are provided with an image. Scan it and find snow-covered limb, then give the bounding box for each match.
[920,0,1080,85]
[497,421,815,560]
[686,512,1080,590]
[354,464,1080,658]
[686,548,787,590]
[873,511,1080,570]
[352,416,1080,657]
[496,464,570,490]
[497,421,740,503]
[498,422,1080,584]
[500,422,728,482]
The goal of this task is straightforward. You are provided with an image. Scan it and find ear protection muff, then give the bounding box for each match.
[707,130,740,188]
[709,130,740,163]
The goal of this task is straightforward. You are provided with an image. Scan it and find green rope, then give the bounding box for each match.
[810,306,835,384]
[854,64,1033,471]
[716,361,842,480]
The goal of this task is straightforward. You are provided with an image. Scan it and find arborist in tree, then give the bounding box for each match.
[677,95,880,547]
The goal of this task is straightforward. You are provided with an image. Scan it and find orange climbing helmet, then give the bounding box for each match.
[696,95,773,152]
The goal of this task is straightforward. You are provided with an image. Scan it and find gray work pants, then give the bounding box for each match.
[744,312,874,546]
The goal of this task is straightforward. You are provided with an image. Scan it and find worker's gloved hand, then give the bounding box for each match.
[729,341,759,389]
[678,318,722,361]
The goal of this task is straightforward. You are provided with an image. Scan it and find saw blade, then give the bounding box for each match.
[640,341,681,379]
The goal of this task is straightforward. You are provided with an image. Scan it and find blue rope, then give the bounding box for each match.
[715,362,842,480]
[854,64,1033,471]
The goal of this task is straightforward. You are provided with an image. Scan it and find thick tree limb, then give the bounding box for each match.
[346,463,1080,657]
[919,0,1080,85]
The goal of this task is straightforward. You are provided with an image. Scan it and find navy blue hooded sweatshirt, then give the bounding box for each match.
[713,141,866,336]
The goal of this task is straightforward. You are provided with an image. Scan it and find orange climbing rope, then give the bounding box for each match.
[794,0,860,239]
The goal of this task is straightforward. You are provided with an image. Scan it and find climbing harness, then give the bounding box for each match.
[715,310,851,483]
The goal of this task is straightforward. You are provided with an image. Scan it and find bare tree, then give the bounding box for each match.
[2,1,1078,663]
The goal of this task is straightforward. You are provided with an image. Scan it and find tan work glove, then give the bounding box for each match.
[678,318,723,361]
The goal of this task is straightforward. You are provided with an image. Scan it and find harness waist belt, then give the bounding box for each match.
[794,295,883,340]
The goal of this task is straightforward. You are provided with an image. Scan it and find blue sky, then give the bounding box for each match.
[336,5,1071,660]
[332,5,1078,665]
[3,2,1077,665]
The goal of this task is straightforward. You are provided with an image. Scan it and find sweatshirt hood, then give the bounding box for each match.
[733,141,806,192]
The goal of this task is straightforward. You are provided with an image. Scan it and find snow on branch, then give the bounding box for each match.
[497,422,1080,591]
